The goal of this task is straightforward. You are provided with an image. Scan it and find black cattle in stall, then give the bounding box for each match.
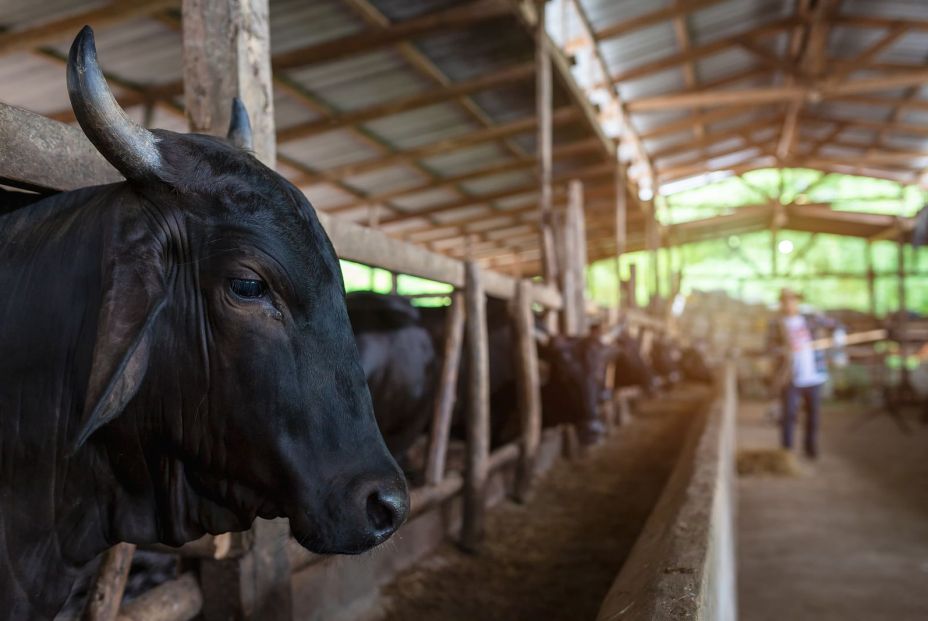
[0,28,407,620]
[609,329,657,395]
[347,292,439,461]
[680,346,715,383]
[650,332,682,384]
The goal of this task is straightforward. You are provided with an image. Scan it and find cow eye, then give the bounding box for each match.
[229,278,267,299]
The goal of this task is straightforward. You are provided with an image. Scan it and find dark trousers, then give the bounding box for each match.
[781,384,820,458]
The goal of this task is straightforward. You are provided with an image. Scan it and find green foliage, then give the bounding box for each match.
[588,168,928,316]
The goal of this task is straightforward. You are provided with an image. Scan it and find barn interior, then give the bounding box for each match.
[2,0,928,620]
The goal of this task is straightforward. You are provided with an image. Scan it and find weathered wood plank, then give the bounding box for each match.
[513,279,542,502]
[116,573,202,621]
[182,0,276,165]
[0,103,121,191]
[425,291,466,486]
[460,261,490,552]
[82,543,136,621]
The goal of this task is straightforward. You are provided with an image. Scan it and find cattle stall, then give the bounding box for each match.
[0,1,740,620]
[7,1,928,621]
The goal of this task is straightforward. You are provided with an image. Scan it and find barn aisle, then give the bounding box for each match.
[737,400,928,621]
[370,384,713,621]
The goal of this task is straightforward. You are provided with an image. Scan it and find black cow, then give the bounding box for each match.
[650,332,682,383]
[0,28,406,620]
[347,292,438,460]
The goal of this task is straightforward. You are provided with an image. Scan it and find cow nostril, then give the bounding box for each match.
[365,489,407,535]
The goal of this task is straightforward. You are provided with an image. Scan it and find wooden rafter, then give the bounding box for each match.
[594,0,729,42]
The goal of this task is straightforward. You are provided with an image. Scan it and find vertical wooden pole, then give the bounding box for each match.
[646,202,660,301]
[536,0,557,285]
[513,280,542,502]
[628,263,638,309]
[461,261,490,552]
[425,292,466,486]
[561,182,581,335]
[182,2,289,619]
[866,240,877,316]
[897,229,910,389]
[614,165,627,311]
[81,543,136,621]
[182,0,275,164]
[570,180,589,335]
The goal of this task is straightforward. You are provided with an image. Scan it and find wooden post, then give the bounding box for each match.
[513,280,542,502]
[570,180,588,335]
[628,263,638,309]
[536,0,558,285]
[81,543,135,621]
[867,240,877,316]
[614,165,627,310]
[646,202,660,301]
[461,261,490,552]
[560,185,580,335]
[182,0,275,163]
[897,229,910,389]
[425,292,466,486]
[182,2,289,619]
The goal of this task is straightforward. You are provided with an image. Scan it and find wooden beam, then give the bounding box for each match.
[831,23,909,82]
[611,16,799,84]
[595,0,728,41]
[425,292,466,486]
[298,107,578,184]
[277,62,534,142]
[0,0,178,56]
[628,70,928,111]
[82,543,135,621]
[182,0,276,164]
[513,279,542,501]
[537,0,557,284]
[271,0,508,70]
[651,115,782,161]
[181,3,289,619]
[461,260,490,552]
[381,162,613,225]
[0,103,122,191]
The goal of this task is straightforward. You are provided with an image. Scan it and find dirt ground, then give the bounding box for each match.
[737,398,928,621]
[375,384,712,621]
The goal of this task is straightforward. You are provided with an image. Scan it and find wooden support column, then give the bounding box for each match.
[81,543,135,621]
[425,292,466,486]
[461,261,490,552]
[897,229,910,389]
[628,263,638,309]
[867,240,877,315]
[614,165,627,310]
[182,2,289,619]
[536,0,558,285]
[182,0,276,163]
[646,202,660,301]
[513,280,542,502]
[561,180,586,335]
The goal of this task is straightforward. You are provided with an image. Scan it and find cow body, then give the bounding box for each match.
[0,28,407,619]
[347,293,438,459]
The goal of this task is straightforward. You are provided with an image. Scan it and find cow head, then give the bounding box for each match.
[66,27,407,554]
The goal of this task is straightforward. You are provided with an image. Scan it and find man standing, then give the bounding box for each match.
[768,288,836,459]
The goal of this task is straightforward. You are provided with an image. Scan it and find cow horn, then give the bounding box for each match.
[227,98,254,150]
[67,26,163,180]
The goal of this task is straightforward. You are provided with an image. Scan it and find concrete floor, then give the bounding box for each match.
[737,398,928,621]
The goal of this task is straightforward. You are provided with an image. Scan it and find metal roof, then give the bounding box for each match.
[2,0,928,274]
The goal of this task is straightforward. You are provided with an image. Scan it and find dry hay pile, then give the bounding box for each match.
[380,386,712,621]
[736,448,801,477]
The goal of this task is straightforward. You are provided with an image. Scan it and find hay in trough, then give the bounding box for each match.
[736,448,801,477]
[379,385,714,621]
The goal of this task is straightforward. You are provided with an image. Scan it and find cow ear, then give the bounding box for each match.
[70,227,168,453]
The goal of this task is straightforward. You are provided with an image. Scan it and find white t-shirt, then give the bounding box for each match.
[783,315,827,388]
